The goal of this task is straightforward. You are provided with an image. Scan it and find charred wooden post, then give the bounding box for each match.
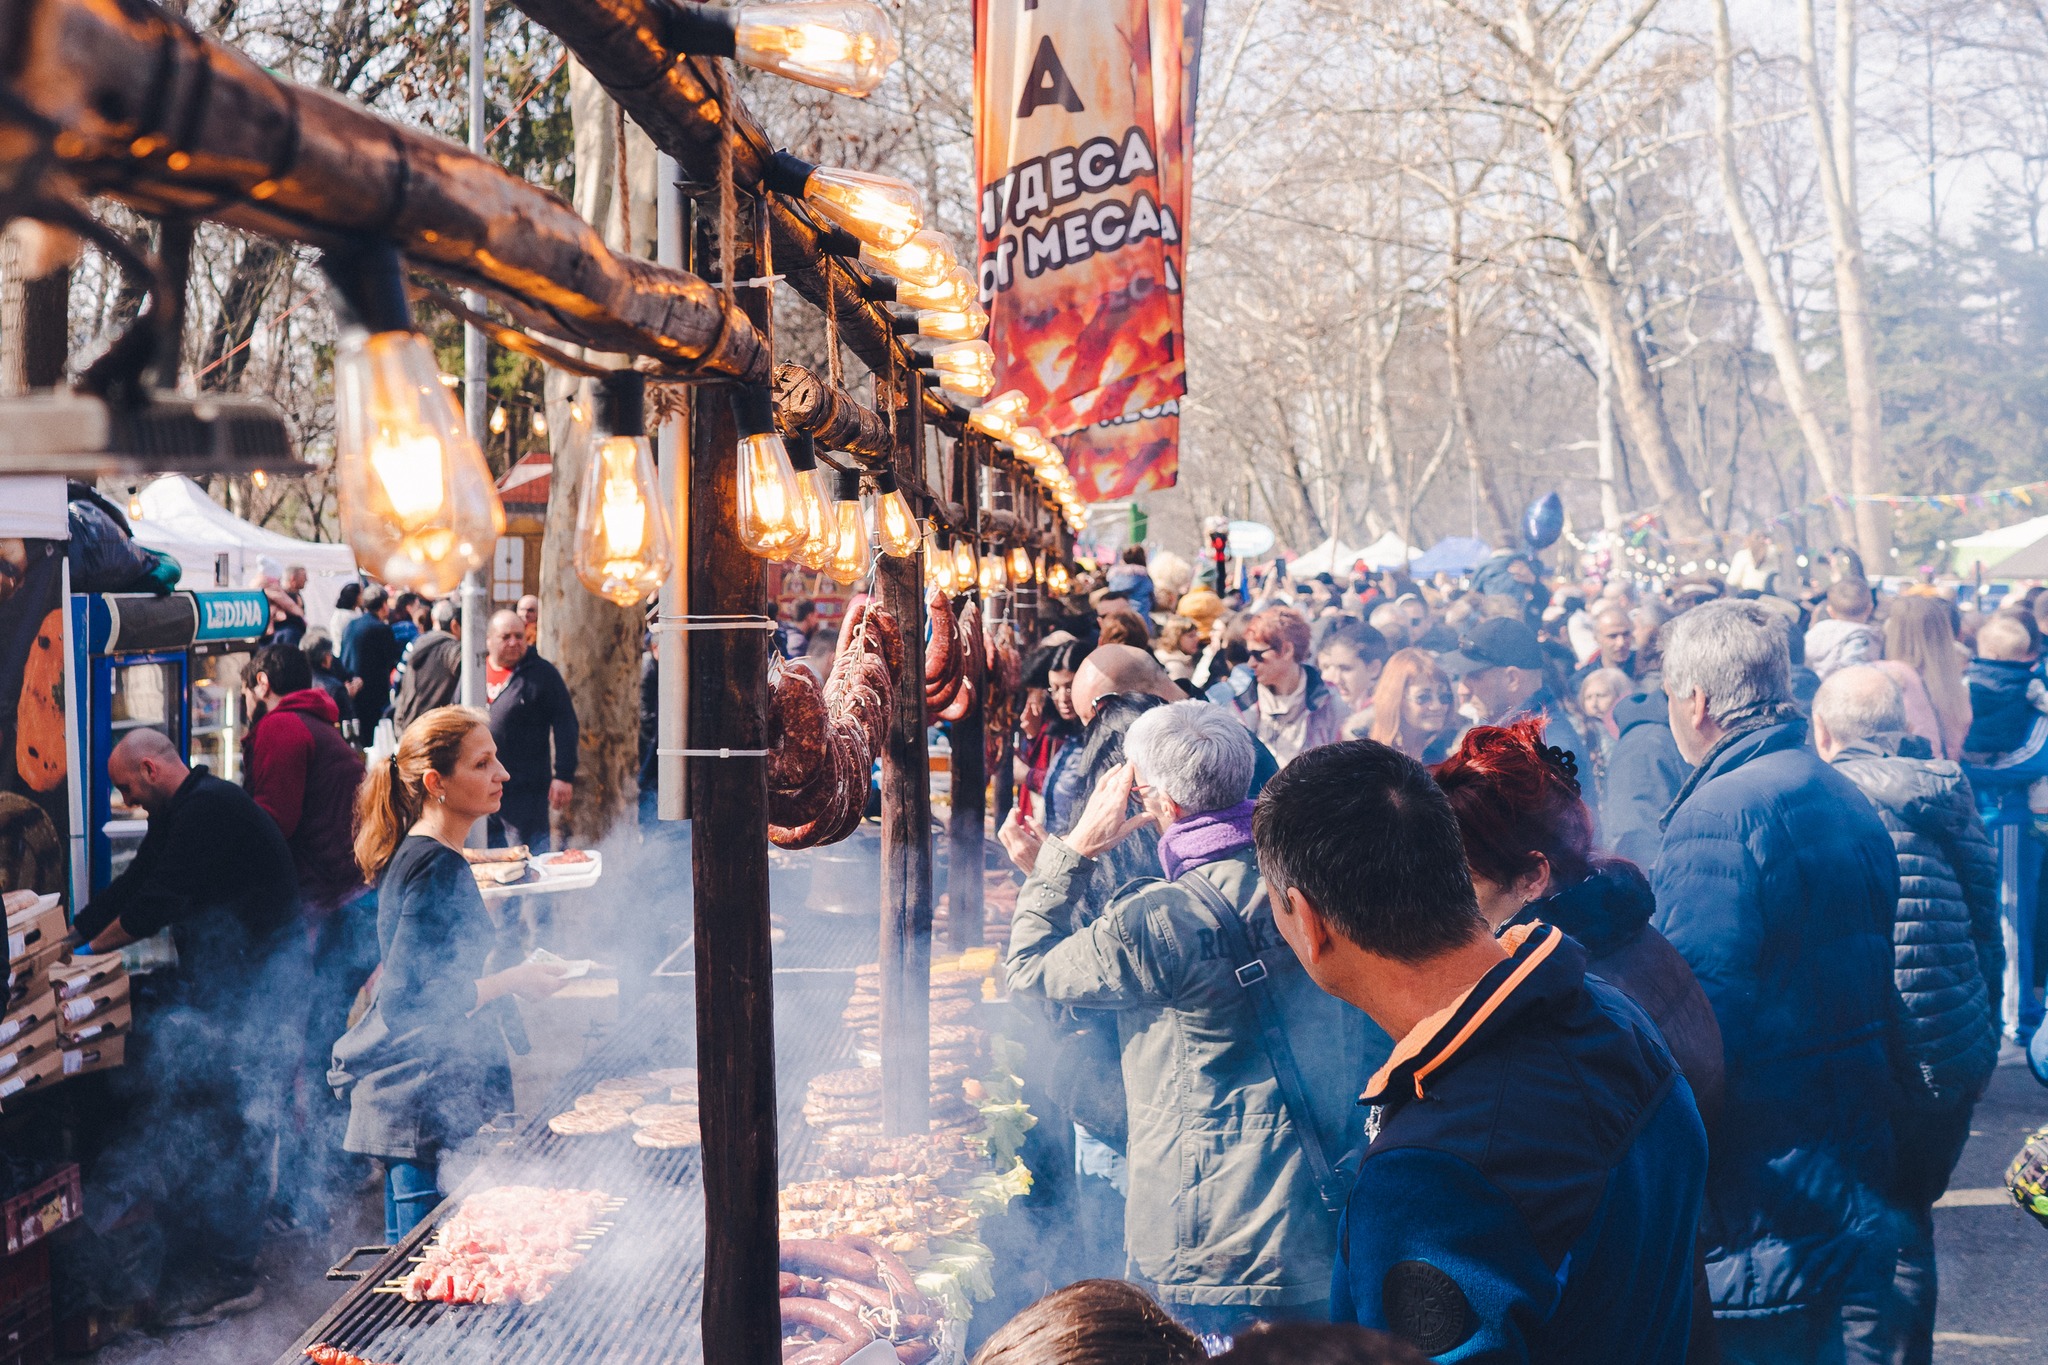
[878,371,934,1136]
[0,0,765,380]
[688,279,781,1360]
[947,436,987,952]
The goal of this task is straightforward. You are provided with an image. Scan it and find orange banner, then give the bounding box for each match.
[973,0,1187,440]
[1056,399,1182,501]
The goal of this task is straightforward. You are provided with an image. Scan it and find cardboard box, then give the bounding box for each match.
[2,1165,80,1254]
[0,993,56,1049]
[4,900,62,966]
[59,1034,123,1078]
[0,1046,61,1107]
[55,973,125,1030]
[58,1002,127,1046]
[45,954,121,1003]
[0,1019,56,1079]
[4,944,60,1012]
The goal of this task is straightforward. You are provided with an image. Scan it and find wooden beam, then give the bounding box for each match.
[773,360,893,463]
[0,0,767,380]
[947,436,987,953]
[687,284,781,1360]
[877,372,933,1137]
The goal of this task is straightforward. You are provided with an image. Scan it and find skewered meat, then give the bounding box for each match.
[399,1186,611,1305]
[305,1348,394,1365]
[780,1237,879,1281]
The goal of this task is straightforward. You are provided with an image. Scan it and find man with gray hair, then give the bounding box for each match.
[1653,599,1902,1362]
[1005,700,1384,1337]
[1814,665,2002,1364]
[390,597,463,732]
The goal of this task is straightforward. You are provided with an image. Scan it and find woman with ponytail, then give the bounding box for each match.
[332,707,567,1243]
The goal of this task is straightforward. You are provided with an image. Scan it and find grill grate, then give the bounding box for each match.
[282,978,861,1365]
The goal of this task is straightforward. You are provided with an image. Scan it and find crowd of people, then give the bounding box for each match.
[966,543,2042,1364]
[64,581,581,1327]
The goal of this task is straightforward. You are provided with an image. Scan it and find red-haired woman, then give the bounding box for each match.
[1434,718,1725,1362]
[1431,717,1724,1129]
[1366,648,1461,763]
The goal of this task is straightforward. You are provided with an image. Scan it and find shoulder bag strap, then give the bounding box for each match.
[1179,869,1349,1214]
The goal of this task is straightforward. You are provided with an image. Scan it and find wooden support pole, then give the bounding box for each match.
[0,0,766,380]
[772,360,894,463]
[878,372,933,1137]
[688,284,780,1361]
[947,437,987,952]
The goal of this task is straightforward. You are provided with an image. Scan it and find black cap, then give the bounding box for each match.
[1438,617,1545,677]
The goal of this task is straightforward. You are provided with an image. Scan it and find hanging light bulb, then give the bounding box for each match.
[251,469,269,490]
[662,0,900,97]
[913,340,996,399]
[731,386,809,558]
[892,267,976,312]
[950,535,978,586]
[784,435,834,570]
[1009,426,1052,467]
[489,405,508,436]
[126,492,144,520]
[1008,545,1034,585]
[968,408,1017,442]
[322,243,502,596]
[900,304,989,342]
[572,371,673,606]
[1046,561,1072,595]
[871,469,921,557]
[764,152,923,250]
[824,468,872,584]
[978,554,1005,596]
[855,230,957,288]
[531,407,549,437]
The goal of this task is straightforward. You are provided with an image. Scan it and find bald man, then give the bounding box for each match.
[485,608,578,852]
[1572,605,1638,692]
[71,728,302,1325]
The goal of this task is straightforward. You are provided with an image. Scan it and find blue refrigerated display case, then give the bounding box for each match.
[70,590,270,898]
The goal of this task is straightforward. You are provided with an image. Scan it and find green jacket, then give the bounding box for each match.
[1005,838,1390,1306]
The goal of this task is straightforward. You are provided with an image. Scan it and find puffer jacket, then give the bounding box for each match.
[1652,710,1899,1315]
[1006,842,1390,1306]
[1601,686,1687,870]
[1827,736,2004,1111]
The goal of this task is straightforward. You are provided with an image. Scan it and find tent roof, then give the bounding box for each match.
[1951,513,2048,576]
[1410,536,1491,576]
[1356,530,1420,569]
[1285,537,1357,577]
[130,475,358,622]
[1976,527,2048,579]
[501,452,551,507]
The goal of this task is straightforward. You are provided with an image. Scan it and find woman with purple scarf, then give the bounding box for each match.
[1006,701,1390,1339]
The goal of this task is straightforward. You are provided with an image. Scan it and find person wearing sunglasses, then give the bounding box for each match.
[1366,648,1462,763]
[1229,608,1350,767]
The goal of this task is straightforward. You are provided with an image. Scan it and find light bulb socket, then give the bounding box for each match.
[834,468,863,502]
[599,370,647,439]
[871,468,900,495]
[858,273,897,303]
[942,400,972,423]
[654,0,739,56]
[786,433,818,472]
[730,384,778,439]
[817,226,863,257]
[764,150,817,200]
[320,240,412,335]
[891,314,920,336]
[908,347,937,369]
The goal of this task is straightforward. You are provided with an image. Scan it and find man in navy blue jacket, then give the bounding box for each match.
[1254,740,1707,1363]
[1653,599,1901,1363]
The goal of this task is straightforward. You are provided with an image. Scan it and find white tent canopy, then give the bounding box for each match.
[1356,530,1421,569]
[1285,537,1358,577]
[1950,513,2048,576]
[131,476,359,632]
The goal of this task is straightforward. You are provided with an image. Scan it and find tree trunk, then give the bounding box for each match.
[1538,115,1707,537]
[1594,339,1623,531]
[1443,227,1515,543]
[1798,0,1889,569]
[196,237,285,393]
[536,64,660,847]
[1713,0,1856,547]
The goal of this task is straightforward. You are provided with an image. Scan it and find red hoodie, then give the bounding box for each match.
[246,688,368,915]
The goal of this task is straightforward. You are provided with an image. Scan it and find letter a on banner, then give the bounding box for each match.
[974,0,1187,444]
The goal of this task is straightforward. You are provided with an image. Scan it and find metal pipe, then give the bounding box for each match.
[656,151,688,822]
[459,0,488,718]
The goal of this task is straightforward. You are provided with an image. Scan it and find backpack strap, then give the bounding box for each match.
[1179,868,1350,1214]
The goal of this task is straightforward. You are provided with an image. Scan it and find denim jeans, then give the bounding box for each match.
[384,1160,441,1245]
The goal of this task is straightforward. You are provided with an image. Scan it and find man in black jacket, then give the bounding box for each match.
[391,598,463,733]
[338,584,401,742]
[73,729,304,1327]
[484,609,577,852]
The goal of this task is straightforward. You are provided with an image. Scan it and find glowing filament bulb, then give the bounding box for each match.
[858,230,956,288]
[333,328,502,595]
[531,408,549,437]
[785,436,834,571]
[767,153,923,250]
[1008,545,1033,584]
[1009,426,1052,467]
[731,1,899,96]
[913,305,988,342]
[1046,562,1071,595]
[978,554,1004,596]
[731,386,808,558]
[917,339,996,398]
[893,268,976,312]
[951,537,977,585]
[572,373,672,606]
[489,405,507,435]
[824,469,872,584]
[871,469,920,558]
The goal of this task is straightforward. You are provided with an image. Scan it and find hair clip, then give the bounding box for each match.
[1539,743,1581,796]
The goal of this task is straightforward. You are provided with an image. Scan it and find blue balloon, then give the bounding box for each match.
[1523,491,1564,550]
